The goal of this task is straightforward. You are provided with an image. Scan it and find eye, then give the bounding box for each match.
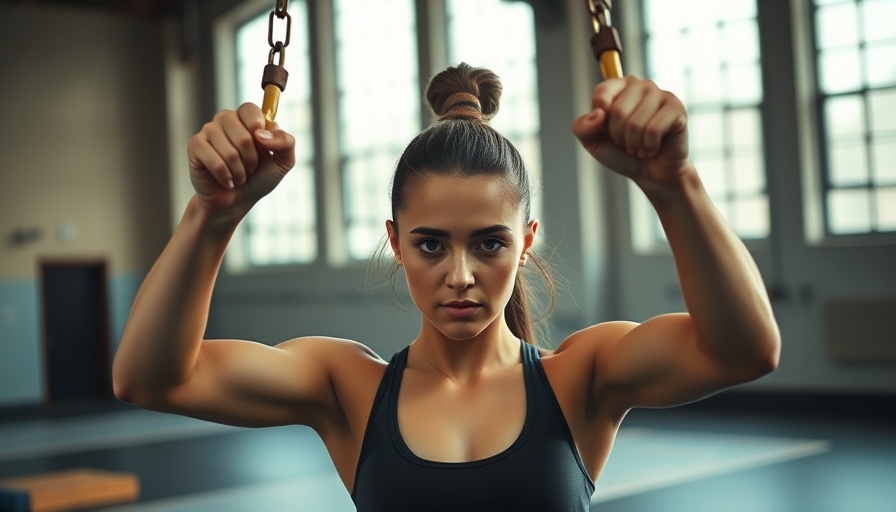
[478,238,508,253]
[416,239,444,254]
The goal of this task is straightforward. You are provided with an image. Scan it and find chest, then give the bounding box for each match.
[396,367,526,463]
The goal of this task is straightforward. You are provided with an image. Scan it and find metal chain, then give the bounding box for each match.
[267,0,291,65]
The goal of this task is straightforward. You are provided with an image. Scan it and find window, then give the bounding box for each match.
[814,0,896,235]
[633,0,768,251]
[334,0,420,260]
[445,0,543,222]
[229,1,316,268]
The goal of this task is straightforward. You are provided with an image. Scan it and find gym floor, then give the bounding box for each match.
[0,395,893,512]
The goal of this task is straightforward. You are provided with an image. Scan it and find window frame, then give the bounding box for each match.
[794,0,896,247]
[808,0,896,241]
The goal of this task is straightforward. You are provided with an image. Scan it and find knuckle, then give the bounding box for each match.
[609,102,627,119]
[207,159,228,177]
[187,133,203,151]
[213,109,235,123]
[222,148,241,167]
[234,132,254,152]
[200,121,216,136]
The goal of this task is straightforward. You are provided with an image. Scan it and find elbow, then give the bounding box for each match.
[111,362,164,409]
[111,359,132,403]
[112,369,142,406]
[747,329,782,380]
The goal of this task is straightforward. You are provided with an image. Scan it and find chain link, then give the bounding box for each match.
[267,10,291,49]
[266,0,290,66]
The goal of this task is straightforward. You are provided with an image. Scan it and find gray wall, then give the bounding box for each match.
[0,3,171,406]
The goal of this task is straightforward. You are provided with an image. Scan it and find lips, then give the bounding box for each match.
[442,300,483,319]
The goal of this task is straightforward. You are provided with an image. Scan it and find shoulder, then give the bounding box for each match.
[550,321,640,360]
[542,322,641,405]
[275,336,388,379]
[277,336,385,361]
[538,322,642,430]
[278,336,390,432]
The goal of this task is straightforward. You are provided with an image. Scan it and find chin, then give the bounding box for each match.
[428,318,490,341]
[438,326,487,341]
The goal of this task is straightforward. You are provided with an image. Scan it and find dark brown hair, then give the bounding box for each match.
[388,63,557,346]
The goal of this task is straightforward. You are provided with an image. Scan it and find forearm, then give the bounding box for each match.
[113,196,243,400]
[641,166,780,373]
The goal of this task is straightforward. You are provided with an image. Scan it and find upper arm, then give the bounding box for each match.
[578,314,755,413]
[137,336,380,430]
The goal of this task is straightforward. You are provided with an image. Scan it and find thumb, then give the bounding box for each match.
[571,108,607,150]
[571,109,641,179]
[254,128,296,170]
[236,128,296,204]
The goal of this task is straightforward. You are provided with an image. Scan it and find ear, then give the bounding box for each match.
[386,220,402,265]
[520,219,538,267]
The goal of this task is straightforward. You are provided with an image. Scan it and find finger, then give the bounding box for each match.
[205,118,247,187]
[642,99,688,158]
[624,85,665,157]
[606,80,651,151]
[188,129,233,190]
[237,102,266,133]
[590,77,630,111]
[222,115,258,184]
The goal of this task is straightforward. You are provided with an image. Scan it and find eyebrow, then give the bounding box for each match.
[409,225,512,238]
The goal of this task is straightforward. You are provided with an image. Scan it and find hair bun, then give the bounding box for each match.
[426,63,502,122]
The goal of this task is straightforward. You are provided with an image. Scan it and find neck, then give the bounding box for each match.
[409,321,521,382]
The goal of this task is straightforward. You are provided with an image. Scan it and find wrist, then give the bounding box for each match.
[186,195,246,238]
[636,162,704,212]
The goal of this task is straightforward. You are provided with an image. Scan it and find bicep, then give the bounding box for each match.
[590,314,736,411]
[155,337,346,428]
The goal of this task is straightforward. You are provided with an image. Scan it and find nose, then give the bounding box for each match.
[446,251,474,290]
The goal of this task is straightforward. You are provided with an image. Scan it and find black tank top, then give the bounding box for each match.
[351,341,595,511]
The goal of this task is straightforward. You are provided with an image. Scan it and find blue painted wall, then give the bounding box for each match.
[0,274,143,407]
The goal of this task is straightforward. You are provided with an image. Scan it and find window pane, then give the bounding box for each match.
[732,148,765,194]
[729,108,762,148]
[719,0,756,22]
[876,187,896,230]
[446,0,542,223]
[828,188,872,234]
[872,139,896,184]
[866,43,896,87]
[824,95,866,138]
[234,2,316,266]
[690,111,725,151]
[862,0,896,42]
[815,2,859,50]
[869,89,896,133]
[698,155,728,198]
[732,195,769,238]
[688,67,724,106]
[726,62,763,104]
[334,0,419,260]
[722,21,760,64]
[828,141,869,186]
[819,47,863,93]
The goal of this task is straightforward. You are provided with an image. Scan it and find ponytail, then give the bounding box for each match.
[505,251,556,348]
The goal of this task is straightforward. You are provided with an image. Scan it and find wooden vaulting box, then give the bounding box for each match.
[0,468,139,512]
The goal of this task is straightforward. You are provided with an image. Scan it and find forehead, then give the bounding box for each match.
[396,174,523,233]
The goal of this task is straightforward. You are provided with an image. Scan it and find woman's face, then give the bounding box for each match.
[387,173,537,341]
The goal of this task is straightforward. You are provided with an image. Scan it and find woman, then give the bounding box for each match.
[113,63,780,511]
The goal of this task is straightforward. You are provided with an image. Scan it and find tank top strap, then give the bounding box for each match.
[519,339,540,364]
